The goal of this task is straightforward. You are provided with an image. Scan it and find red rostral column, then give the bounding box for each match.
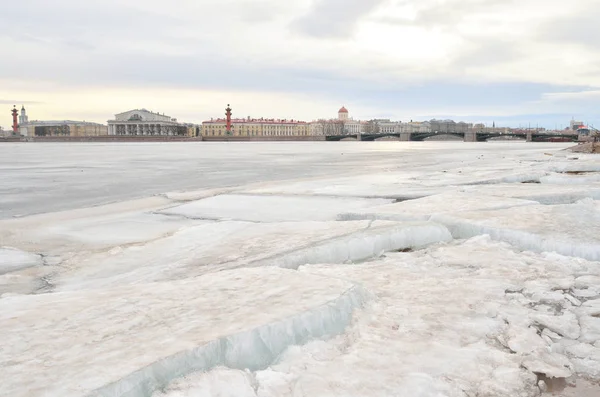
[225,104,232,135]
[11,106,19,133]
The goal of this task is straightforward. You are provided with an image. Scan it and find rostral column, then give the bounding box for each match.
[225,104,232,135]
[11,106,19,133]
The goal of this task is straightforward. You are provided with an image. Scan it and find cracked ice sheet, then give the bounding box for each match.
[339,191,538,221]
[458,183,600,204]
[0,267,357,397]
[159,194,392,222]
[162,236,600,396]
[432,199,600,261]
[271,237,600,396]
[52,220,384,292]
[0,196,176,253]
[242,171,544,200]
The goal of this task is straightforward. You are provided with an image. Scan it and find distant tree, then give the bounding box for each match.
[363,119,380,134]
[332,119,346,135]
[316,119,329,135]
[316,119,346,135]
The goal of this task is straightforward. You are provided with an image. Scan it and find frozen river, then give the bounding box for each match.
[1,141,600,397]
[0,141,576,218]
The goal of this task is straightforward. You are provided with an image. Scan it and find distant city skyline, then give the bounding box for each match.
[1,0,599,129]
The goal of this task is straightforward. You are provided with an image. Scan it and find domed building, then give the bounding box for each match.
[338,106,349,121]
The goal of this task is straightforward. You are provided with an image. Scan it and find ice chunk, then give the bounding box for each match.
[542,329,563,342]
[521,351,573,378]
[530,312,581,340]
[432,200,600,261]
[578,299,600,317]
[579,316,600,344]
[575,275,600,289]
[153,368,257,397]
[506,326,548,354]
[32,212,199,251]
[338,192,537,222]
[256,221,453,269]
[540,173,600,185]
[0,247,43,275]
[159,194,392,222]
[0,268,368,397]
[54,220,375,292]
[459,183,600,205]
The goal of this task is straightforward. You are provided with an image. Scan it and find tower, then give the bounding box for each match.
[19,105,28,125]
[338,106,349,121]
[11,106,18,133]
[225,104,232,135]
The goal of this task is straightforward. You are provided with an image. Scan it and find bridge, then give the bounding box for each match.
[325,131,579,142]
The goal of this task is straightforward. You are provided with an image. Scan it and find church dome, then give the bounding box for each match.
[338,106,348,113]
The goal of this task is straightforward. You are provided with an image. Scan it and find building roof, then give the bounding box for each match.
[114,109,171,118]
[23,120,105,126]
[338,106,348,113]
[203,118,307,125]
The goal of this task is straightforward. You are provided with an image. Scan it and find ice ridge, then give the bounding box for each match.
[87,284,369,397]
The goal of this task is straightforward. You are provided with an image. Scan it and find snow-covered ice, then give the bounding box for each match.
[338,191,538,221]
[0,247,43,275]
[0,267,367,397]
[432,198,600,261]
[1,142,599,397]
[159,194,392,222]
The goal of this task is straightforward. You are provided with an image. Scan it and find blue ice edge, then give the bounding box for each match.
[87,284,370,397]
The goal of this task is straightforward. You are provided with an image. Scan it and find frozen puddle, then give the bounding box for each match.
[159,194,392,222]
[433,199,600,261]
[0,267,368,397]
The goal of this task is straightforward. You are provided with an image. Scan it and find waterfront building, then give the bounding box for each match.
[19,120,107,137]
[15,106,107,137]
[428,119,471,133]
[202,116,310,137]
[107,109,187,136]
[310,107,364,135]
[397,121,431,133]
[570,119,584,131]
[371,119,398,133]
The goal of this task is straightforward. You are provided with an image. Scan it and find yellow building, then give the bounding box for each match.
[20,121,107,137]
[202,117,310,137]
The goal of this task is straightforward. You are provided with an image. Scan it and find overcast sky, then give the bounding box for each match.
[2,0,599,128]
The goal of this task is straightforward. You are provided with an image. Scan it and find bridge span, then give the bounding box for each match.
[325,131,579,143]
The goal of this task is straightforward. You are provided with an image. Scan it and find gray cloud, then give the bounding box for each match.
[450,39,523,73]
[291,0,388,39]
[376,0,512,29]
[536,6,600,50]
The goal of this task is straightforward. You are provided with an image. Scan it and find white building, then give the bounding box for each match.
[310,107,364,135]
[107,109,185,136]
[371,119,397,133]
[18,106,28,125]
[398,121,432,133]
